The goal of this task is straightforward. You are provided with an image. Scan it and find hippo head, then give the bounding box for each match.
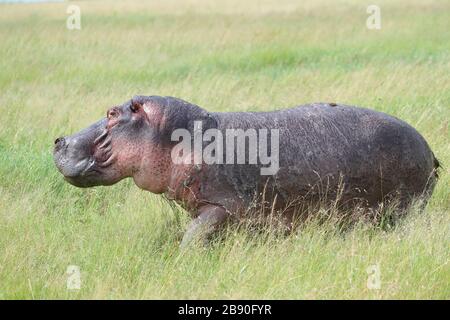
[54,96,213,193]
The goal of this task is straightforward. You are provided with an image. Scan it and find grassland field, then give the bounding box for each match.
[0,0,449,299]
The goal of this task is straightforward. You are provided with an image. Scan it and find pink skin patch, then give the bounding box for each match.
[95,100,206,211]
[142,102,166,128]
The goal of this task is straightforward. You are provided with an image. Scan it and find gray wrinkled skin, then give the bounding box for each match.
[199,102,439,216]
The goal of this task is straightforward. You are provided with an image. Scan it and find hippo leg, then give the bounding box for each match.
[180,205,228,249]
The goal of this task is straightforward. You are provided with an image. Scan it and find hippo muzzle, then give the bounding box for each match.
[54,119,108,187]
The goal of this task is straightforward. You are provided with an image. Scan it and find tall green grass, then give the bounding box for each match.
[0,0,449,299]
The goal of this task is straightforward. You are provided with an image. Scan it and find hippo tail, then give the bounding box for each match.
[433,153,441,179]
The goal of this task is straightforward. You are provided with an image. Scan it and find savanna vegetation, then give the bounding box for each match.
[0,0,448,299]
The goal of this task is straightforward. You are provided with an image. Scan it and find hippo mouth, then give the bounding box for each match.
[54,119,116,187]
[91,129,116,170]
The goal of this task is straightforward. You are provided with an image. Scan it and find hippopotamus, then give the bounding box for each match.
[54,96,439,246]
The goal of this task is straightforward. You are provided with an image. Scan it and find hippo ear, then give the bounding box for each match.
[130,99,142,113]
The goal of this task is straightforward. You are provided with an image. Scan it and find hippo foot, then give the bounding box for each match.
[180,205,228,249]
